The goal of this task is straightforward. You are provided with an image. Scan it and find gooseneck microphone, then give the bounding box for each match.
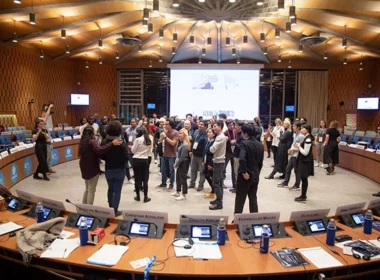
[65,199,102,225]
[134,218,158,238]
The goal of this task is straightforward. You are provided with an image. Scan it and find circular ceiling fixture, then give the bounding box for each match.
[116,36,141,46]
[299,33,328,46]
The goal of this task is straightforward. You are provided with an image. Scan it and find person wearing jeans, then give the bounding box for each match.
[315,120,327,167]
[209,121,226,210]
[189,120,207,191]
[100,121,129,217]
[231,121,244,193]
[172,129,190,201]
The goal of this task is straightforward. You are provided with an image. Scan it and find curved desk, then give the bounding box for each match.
[339,145,380,184]
[0,139,79,188]
[0,210,380,279]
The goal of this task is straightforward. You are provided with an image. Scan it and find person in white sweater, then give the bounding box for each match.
[131,127,152,203]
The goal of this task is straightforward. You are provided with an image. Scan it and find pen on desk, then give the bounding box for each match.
[62,248,67,259]
[194,258,208,261]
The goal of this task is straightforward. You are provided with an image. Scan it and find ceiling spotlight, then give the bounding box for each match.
[98,39,103,49]
[173,32,178,42]
[291,16,297,26]
[12,32,18,43]
[172,0,179,7]
[298,44,303,52]
[286,22,291,33]
[288,60,292,68]
[143,8,149,20]
[66,45,70,54]
[243,35,248,44]
[148,22,153,33]
[257,1,264,5]
[260,32,265,42]
[116,51,120,60]
[29,13,36,25]
[226,37,231,46]
[289,5,296,19]
[207,37,212,45]
[153,0,159,12]
[159,55,163,62]
[172,46,176,54]
[202,47,206,56]
[263,46,268,55]
[198,56,202,64]
[232,47,237,56]
[99,57,103,65]
[342,37,347,48]
[149,60,152,68]
[138,44,142,52]
[229,0,236,3]
[85,61,89,69]
[278,54,281,62]
[159,28,164,39]
[14,0,22,4]
[237,56,241,64]
[277,0,284,11]
[199,0,205,2]
[324,51,328,60]
[61,29,66,39]
[190,35,195,44]
[40,49,44,59]
[275,27,280,38]
[343,57,347,65]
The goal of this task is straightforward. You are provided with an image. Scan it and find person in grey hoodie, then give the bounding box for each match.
[209,121,227,210]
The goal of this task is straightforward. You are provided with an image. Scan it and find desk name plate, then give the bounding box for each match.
[34,196,66,210]
[15,189,37,203]
[289,208,330,222]
[233,212,280,225]
[335,202,366,216]
[179,214,229,225]
[367,198,380,210]
[75,203,115,218]
[122,210,168,223]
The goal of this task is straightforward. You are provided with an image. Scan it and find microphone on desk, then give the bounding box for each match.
[133,218,158,238]
[65,199,103,226]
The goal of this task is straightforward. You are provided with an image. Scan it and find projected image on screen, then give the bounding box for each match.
[171,69,260,120]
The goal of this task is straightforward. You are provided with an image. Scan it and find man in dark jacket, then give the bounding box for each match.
[230,121,244,193]
[234,124,264,214]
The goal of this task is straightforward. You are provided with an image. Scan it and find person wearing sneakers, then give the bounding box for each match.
[32,119,51,181]
[231,121,244,194]
[294,124,315,202]
[203,128,216,199]
[209,121,227,210]
[131,127,152,203]
[172,129,191,201]
[315,120,327,168]
[234,124,263,214]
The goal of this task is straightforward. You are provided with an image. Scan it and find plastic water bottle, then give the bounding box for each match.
[217,218,226,245]
[36,202,44,223]
[79,217,89,246]
[364,210,373,234]
[326,219,336,246]
[260,225,270,254]
[144,256,156,280]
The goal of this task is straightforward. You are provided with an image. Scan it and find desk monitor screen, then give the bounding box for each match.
[285,105,295,112]
[129,222,150,236]
[351,213,364,225]
[307,220,326,233]
[191,225,211,239]
[252,224,273,238]
[43,207,52,219]
[75,216,95,229]
[7,198,20,210]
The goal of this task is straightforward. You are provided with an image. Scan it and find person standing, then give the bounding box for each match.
[40,104,55,174]
[159,120,179,191]
[32,119,51,181]
[294,124,315,202]
[99,116,108,141]
[132,127,152,203]
[189,120,208,191]
[79,115,99,136]
[125,118,138,183]
[323,120,341,175]
[93,113,102,126]
[253,117,263,142]
[315,120,327,168]
[203,129,216,198]
[209,121,227,210]
[270,119,282,166]
[231,120,244,193]
[79,127,121,205]
[265,122,273,158]
[172,129,191,201]
[223,120,237,190]
[234,124,264,214]
[100,121,129,217]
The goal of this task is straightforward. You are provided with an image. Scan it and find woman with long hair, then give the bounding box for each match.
[32,119,50,181]
[270,118,282,166]
[294,124,315,202]
[131,126,152,203]
[203,128,216,199]
[315,120,327,167]
[143,123,154,184]
[171,128,191,201]
[265,122,273,158]
[79,127,121,205]
[323,120,341,175]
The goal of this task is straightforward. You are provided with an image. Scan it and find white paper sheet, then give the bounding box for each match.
[130,257,150,269]
[0,222,23,236]
[40,238,80,259]
[173,239,196,257]
[193,244,222,260]
[59,230,75,239]
[298,247,343,268]
[86,244,129,266]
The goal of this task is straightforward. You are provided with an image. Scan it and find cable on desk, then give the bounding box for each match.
[301,262,310,280]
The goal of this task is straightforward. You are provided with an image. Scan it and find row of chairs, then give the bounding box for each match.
[49,129,78,139]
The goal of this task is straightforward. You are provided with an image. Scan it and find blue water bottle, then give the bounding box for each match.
[144,256,156,280]
[260,225,270,254]
[364,210,373,234]
[79,217,89,246]
[217,218,226,245]
[326,219,336,246]
[36,202,44,223]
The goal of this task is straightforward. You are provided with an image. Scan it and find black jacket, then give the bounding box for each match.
[100,138,128,170]
[233,131,244,158]
[238,137,264,182]
[190,129,207,157]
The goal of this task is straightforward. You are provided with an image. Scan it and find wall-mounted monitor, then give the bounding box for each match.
[285,105,295,112]
[147,103,156,109]
[357,97,379,110]
[71,94,89,105]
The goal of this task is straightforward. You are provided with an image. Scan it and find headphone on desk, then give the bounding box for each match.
[172,238,194,249]
[114,234,131,246]
[351,247,371,261]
